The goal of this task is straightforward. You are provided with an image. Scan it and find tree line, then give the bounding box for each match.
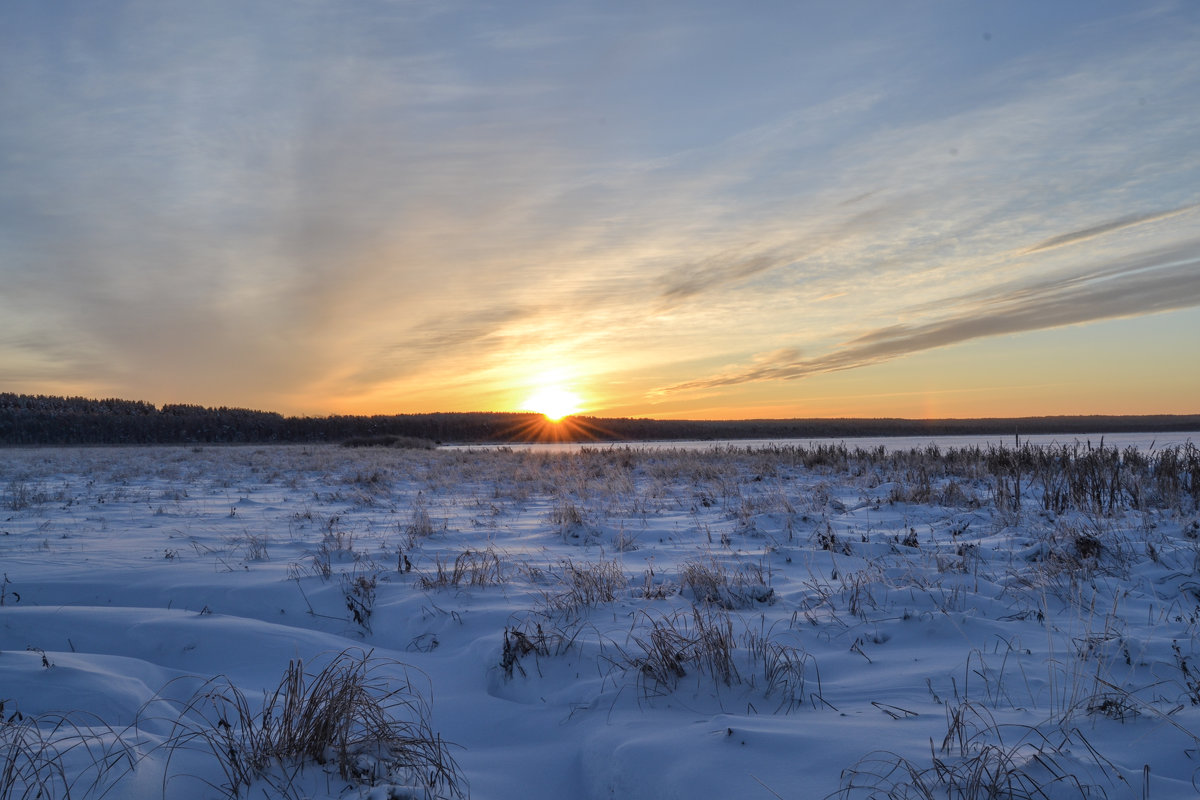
[1,393,1197,446]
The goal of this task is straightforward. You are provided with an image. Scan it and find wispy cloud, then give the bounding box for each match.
[659,250,790,302]
[1024,203,1200,254]
[660,242,1200,394]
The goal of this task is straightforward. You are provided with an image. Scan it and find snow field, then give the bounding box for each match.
[1,441,1199,798]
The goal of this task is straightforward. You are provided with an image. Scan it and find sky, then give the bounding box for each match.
[2,1,1198,420]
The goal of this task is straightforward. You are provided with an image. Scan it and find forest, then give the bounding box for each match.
[2,393,1198,446]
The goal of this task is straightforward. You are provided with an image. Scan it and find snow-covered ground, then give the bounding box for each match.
[2,440,1199,799]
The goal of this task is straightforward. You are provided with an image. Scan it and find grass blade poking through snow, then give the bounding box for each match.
[0,708,134,800]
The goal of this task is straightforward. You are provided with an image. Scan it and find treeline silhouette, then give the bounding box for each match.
[2,393,1198,446]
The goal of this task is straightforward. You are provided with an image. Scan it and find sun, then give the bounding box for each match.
[524,386,582,422]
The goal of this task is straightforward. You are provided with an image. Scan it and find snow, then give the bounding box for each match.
[1,440,1199,798]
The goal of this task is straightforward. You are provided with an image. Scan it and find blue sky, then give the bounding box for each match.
[2,1,1198,418]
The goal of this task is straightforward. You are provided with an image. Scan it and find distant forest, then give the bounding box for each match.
[1,393,1198,446]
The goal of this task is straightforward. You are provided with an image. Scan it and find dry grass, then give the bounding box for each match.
[4,651,465,800]
[617,606,741,695]
[680,557,774,610]
[341,435,436,450]
[403,502,441,549]
[0,707,134,800]
[342,568,379,633]
[419,548,505,590]
[498,619,577,680]
[161,649,465,799]
[538,558,628,621]
[830,700,1115,800]
[548,497,588,540]
[743,628,821,713]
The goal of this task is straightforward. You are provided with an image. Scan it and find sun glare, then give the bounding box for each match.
[525,386,582,422]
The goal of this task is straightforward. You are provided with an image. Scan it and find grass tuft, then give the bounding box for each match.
[419,548,505,590]
[161,649,465,799]
[680,557,774,610]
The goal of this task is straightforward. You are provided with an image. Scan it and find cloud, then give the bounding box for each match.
[337,305,544,389]
[659,250,790,302]
[407,307,539,353]
[1024,203,1200,254]
[660,241,1200,394]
